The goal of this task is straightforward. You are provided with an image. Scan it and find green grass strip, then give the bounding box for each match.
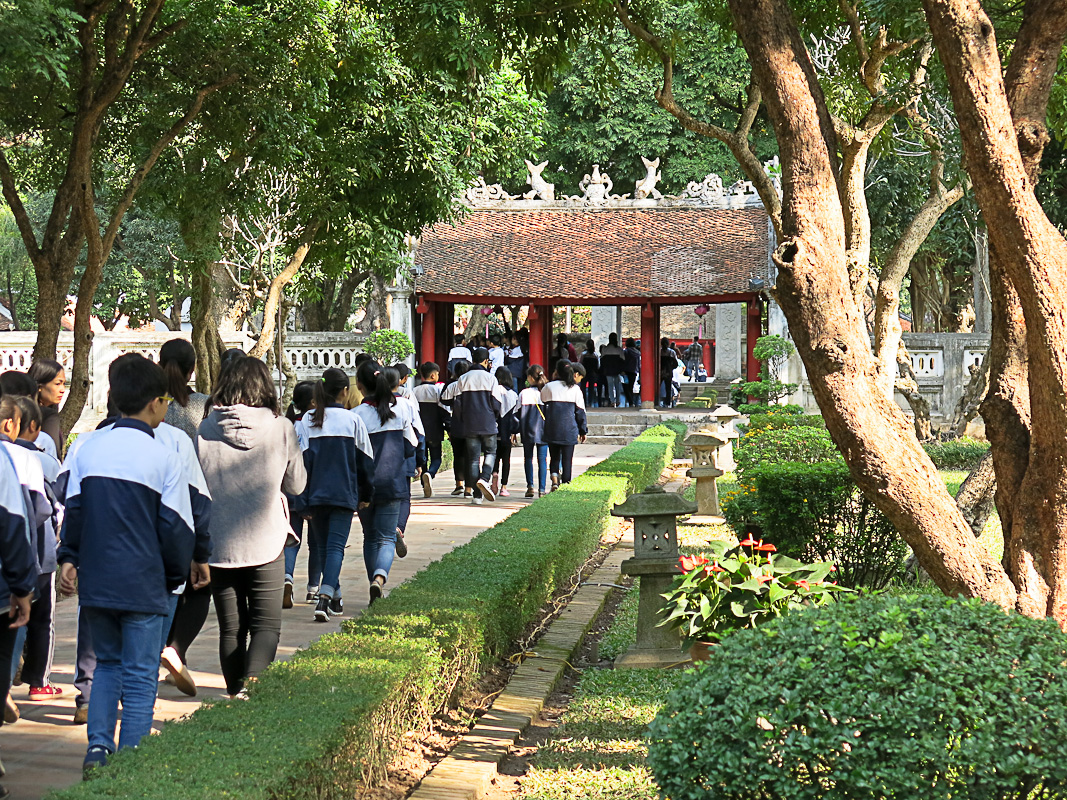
[50,422,685,800]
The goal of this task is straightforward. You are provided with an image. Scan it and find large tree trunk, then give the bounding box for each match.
[362,272,391,331]
[724,0,1016,607]
[922,0,1067,621]
[956,450,997,537]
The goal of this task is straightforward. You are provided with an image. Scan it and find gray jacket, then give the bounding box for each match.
[196,405,306,568]
[165,392,210,440]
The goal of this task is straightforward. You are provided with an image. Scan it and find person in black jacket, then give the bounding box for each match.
[413,362,449,498]
[623,339,641,407]
[541,360,588,489]
[441,348,506,504]
[659,338,679,408]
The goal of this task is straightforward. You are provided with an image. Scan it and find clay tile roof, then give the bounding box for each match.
[415,207,769,301]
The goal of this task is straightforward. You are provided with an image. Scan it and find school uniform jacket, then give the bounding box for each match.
[2,436,49,575]
[57,419,196,615]
[413,382,450,444]
[352,401,419,502]
[12,438,61,574]
[540,381,588,445]
[497,388,519,440]
[63,422,212,567]
[518,387,546,445]
[440,367,505,438]
[300,405,374,511]
[396,393,426,477]
[0,444,37,607]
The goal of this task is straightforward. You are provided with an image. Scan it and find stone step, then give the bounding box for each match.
[586,424,650,437]
[585,436,636,446]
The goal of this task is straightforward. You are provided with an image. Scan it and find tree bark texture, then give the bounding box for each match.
[923,0,1067,621]
[248,220,320,359]
[725,0,1016,608]
[956,450,997,538]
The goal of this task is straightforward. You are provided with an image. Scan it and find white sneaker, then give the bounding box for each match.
[476,478,496,501]
[472,496,483,505]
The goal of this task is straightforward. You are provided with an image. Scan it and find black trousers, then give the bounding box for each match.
[211,555,284,696]
[450,435,467,486]
[0,612,16,728]
[549,443,576,484]
[625,372,639,406]
[493,437,512,484]
[21,572,55,687]
[166,583,212,664]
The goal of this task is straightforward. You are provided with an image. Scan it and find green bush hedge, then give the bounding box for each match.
[649,594,1067,800]
[741,412,825,435]
[737,402,804,415]
[922,436,989,470]
[749,461,907,589]
[734,426,840,475]
[51,422,685,800]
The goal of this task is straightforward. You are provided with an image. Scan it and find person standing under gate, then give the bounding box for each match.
[684,336,704,383]
[441,347,506,504]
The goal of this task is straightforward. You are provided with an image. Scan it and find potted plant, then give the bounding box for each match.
[659,537,847,661]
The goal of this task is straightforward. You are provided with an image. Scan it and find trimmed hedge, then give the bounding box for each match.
[650,594,1067,800]
[50,422,685,800]
[922,436,989,470]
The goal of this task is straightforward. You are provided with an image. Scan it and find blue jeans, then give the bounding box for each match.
[159,593,180,653]
[604,374,624,407]
[310,508,353,600]
[358,500,401,583]
[284,517,304,584]
[83,607,167,753]
[426,441,442,477]
[524,442,548,493]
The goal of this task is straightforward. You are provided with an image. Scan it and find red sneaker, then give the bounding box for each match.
[28,684,63,702]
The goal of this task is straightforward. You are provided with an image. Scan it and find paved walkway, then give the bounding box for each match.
[3,445,620,800]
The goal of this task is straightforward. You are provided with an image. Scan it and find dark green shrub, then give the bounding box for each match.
[922,436,989,469]
[750,461,906,588]
[741,412,825,435]
[649,594,1067,800]
[51,425,684,800]
[738,402,804,415]
[734,426,839,476]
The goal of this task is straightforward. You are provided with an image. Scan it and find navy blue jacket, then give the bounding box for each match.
[518,387,546,445]
[413,382,450,444]
[441,366,506,438]
[0,444,38,607]
[353,401,419,502]
[57,419,196,615]
[540,381,588,445]
[301,405,374,511]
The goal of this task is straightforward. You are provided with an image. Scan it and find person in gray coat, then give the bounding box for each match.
[196,358,306,697]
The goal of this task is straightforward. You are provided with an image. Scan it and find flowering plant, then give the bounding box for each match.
[659,537,848,646]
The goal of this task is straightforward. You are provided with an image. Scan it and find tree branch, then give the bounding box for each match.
[248,219,322,359]
[0,151,42,264]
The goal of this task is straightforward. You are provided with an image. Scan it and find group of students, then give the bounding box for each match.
[0,341,433,784]
[419,341,589,501]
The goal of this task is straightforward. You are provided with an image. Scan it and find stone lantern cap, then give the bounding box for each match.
[711,404,740,420]
[683,430,728,448]
[611,484,698,519]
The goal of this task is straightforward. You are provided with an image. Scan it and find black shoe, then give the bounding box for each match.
[369,580,384,606]
[314,595,331,622]
[395,529,408,559]
[282,582,294,609]
[305,591,316,604]
[329,596,343,616]
[450,485,464,496]
[83,745,109,779]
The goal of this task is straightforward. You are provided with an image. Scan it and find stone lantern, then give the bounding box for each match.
[711,404,741,470]
[683,430,727,516]
[611,485,698,669]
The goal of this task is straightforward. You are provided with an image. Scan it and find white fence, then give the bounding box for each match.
[0,330,367,415]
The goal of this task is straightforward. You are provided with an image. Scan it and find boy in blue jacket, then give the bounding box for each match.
[58,354,195,774]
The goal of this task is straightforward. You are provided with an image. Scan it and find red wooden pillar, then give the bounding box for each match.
[640,302,657,408]
[528,304,547,368]
[746,297,762,382]
[418,297,435,368]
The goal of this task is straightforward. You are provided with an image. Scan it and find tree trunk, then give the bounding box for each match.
[956,450,997,538]
[950,354,989,435]
[362,272,391,331]
[248,220,320,359]
[724,0,1016,607]
[922,0,1067,621]
[190,264,225,394]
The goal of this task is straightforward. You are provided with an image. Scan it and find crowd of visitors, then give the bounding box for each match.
[0,325,705,790]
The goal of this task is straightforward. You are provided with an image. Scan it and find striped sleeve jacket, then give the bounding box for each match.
[0,443,38,606]
[57,419,196,615]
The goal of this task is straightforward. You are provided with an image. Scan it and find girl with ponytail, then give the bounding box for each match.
[351,361,420,605]
[540,360,587,489]
[160,339,210,440]
[301,367,374,621]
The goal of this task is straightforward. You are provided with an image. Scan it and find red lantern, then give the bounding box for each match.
[694,303,710,317]
[480,306,493,316]
[415,296,429,314]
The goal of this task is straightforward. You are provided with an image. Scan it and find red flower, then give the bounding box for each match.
[711,563,724,572]
[739,537,758,547]
[691,554,710,567]
[755,541,777,553]
[679,555,695,572]
[756,575,773,584]
[795,579,810,589]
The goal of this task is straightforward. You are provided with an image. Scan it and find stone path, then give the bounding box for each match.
[3,445,620,800]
